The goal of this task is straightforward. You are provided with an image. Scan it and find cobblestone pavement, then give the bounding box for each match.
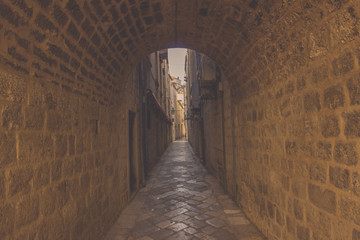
[104,140,265,240]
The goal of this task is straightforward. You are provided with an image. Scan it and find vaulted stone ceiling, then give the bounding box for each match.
[1,0,340,100]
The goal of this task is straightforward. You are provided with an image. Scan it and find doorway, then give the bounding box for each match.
[128,110,136,194]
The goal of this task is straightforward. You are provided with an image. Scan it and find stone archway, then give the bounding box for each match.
[0,0,288,99]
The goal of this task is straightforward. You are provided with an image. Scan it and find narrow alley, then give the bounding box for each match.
[104,140,264,240]
[2,1,360,239]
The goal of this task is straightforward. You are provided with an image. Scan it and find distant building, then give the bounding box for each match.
[134,50,173,176]
[170,76,185,140]
[136,50,186,170]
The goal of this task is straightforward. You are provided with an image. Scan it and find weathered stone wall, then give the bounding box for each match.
[0,67,138,239]
[228,1,360,239]
[183,1,360,239]
[223,78,236,198]
[121,65,143,192]
[0,1,144,238]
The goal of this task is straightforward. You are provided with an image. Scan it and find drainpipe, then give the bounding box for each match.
[220,79,227,191]
[200,104,206,164]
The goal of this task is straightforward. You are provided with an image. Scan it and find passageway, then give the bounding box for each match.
[104,140,264,240]
[1,0,360,239]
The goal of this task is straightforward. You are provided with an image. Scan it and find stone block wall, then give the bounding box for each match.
[0,68,137,240]
[0,1,144,239]
[222,79,236,198]
[227,1,360,239]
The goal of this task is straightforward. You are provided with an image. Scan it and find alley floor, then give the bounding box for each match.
[103,140,265,240]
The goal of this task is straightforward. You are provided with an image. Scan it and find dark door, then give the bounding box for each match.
[129,111,136,193]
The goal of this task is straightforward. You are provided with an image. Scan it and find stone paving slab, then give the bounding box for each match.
[103,140,265,240]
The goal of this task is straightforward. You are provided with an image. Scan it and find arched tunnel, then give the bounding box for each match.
[1,0,360,239]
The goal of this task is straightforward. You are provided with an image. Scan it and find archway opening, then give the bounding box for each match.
[121,47,235,199]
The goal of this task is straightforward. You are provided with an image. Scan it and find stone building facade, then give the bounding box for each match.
[141,50,172,175]
[175,99,185,140]
[170,76,185,140]
[185,50,229,187]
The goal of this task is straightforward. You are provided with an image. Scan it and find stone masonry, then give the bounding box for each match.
[226,1,360,240]
[0,0,360,240]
